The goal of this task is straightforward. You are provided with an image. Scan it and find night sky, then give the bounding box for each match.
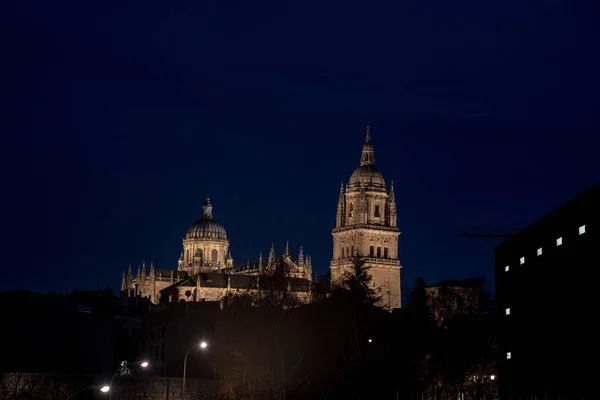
[1,1,599,296]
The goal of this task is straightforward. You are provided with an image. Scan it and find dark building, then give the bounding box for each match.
[495,182,598,399]
[0,289,149,376]
[143,301,221,377]
[424,278,488,326]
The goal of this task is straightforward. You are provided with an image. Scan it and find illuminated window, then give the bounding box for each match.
[556,237,562,246]
[537,247,542,256]
[506,352,511,359]
[505,308,511,315]
[520,257,525,265]
[579,225,586,235]
[505,265,509,272]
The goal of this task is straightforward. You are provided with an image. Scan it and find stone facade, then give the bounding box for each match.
[330,123,402,310]
[425,279,480,325]
[122,198,313,305]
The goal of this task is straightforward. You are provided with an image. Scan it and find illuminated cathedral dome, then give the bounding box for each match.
[185,197,227,240]
[348,165,386,189]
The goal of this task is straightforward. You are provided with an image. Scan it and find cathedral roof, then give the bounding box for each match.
[348,165,386,190]
[185,197,227,240]
[161,272,311,292]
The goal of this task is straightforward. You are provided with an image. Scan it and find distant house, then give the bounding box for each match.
[424,279,482,325]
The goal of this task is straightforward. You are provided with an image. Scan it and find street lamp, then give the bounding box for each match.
[490,375,495,380]
[108,360,150,400]
[183,341,208,399]
[67,384,110,399]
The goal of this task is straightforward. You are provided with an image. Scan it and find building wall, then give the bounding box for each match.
[425,285,479,325]
[110,376,218,400]
[181,236,230,275]
[495,183,598,398]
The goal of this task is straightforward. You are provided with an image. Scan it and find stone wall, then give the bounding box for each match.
[111,376,218,400]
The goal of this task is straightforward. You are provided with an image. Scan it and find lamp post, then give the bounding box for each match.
[182,341,208,399]
[66,384,110,399]
[108,360,149,400]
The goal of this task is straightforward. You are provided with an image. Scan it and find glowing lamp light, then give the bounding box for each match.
[368,338,373,343]
[200,341,208,349]
[141,361,149,368]
[490,375,495,380]
[100,386,110,393]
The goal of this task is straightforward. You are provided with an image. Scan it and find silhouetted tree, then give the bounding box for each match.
[336,253,381,307]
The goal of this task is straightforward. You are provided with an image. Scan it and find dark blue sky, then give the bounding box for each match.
[1,1,599,296]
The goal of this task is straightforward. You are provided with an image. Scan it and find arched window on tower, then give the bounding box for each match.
[351,246,354,256]
[349,203,354,218]
[377,247,381,258]
[186,249,190,263]
[211,249,218,264]
[195,249,203,264]
[342,247,345,259]
[347,247,350,258]
[384,248,388,259]
[369,246,374,257]
[374,204,380,217]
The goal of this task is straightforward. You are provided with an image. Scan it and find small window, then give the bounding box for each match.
[376,247,381,257]
[384,248,389,258]
[506,352,511,359]
[374,204,380,217]
[349,203,354,218]
[505,308,511,315]
[351,246,354,256]
[537,247,542,256]
[505,265,509,272]
[556,237,562,246]
[579,225,586,235]
[520,257,525,265]
[369,246,374,257]
[342,248,345,258]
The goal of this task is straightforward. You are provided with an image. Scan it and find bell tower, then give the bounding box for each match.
[330,123,402,310]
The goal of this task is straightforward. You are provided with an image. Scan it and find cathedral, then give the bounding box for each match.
[121,197,313,304]
[122,123,401,310]
[330,123,402,310]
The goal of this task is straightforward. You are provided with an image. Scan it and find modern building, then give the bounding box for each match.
[331,123,402,310]
[121,197,313,304]
[495,182,598,399]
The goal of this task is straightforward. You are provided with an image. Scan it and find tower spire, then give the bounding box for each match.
[336,181,346,228]
[268,243,276,268]
[285,240,289,256]
[360,122,375,166]
[298,246,305,266]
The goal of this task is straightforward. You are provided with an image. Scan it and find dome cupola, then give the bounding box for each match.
[347,123,386,191]
[185,197,227,240]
